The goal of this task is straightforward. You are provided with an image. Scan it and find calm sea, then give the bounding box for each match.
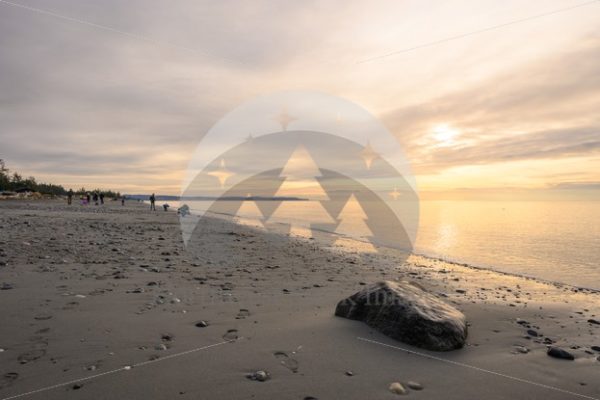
[160,199,600,290]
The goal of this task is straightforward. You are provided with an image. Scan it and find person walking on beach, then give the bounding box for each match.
[86,193,91,204]
[93,192,99,206]
[121,196,125,206]
[67,189,73,205]
[149,193,156,211]
[99,193,105,205]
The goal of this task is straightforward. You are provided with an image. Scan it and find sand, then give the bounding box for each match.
[0,199,599,400]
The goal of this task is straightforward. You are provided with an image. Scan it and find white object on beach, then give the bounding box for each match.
[178,204,190,217]
[389,382,407,395]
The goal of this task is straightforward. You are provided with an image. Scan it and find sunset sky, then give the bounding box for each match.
[1,0,599,199]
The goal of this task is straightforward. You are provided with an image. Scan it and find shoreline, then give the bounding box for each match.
[173,200,600,295]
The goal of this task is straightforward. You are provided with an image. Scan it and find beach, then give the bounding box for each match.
[1,199,599,400]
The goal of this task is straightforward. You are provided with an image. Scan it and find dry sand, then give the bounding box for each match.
[0,200,599,400]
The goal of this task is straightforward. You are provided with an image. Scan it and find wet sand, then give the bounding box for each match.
[0,200,599,400]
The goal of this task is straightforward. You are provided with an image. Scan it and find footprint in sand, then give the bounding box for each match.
[223,329,239,341]
[0,372,19,389]
[33,314,53,321]
[274,351,299,373]
[18,348,46,364]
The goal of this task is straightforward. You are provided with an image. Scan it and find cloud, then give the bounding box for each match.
[1,0,599,194]
[382,34,600,174]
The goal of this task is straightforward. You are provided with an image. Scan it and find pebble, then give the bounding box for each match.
[526,329,538,337]
[514,346,529,354]
[588,319,600,325]
[195,321,209,328]
[0,283,13,290]
[591,346,600,352]
[345,371,354,376]
[406,381,423,390]
[247,370,270,382]
[389,382,407,395]
[547,347,575,360]
[154,344,168,351]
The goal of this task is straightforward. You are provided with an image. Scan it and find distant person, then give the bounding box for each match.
[121,196,125,206]
[86,193,91,204]
[149,193,156,211]
[99,193,105,205]
[163,203,170,212]
[93,193,99,206]
[67,189,73,205]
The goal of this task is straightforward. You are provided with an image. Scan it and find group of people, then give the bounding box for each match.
[66,189,126,206]
[65,190,183,214]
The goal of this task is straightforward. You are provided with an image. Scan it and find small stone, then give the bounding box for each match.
[547,347,575,360]
[247,370,270,382]
[591,346,600,352]
[406,381,423,390]
[123,365,132,370]
[195,321,209,328]
[526,329,538,337]
[72,383,83,390]
[514,346,529,354]
[587,319,600,325]
[389,382,407,395]
[154,344,167,351]
[0,283,13,290]
[345,371,354,376]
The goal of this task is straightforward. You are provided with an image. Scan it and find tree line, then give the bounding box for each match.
[0,159,121,198]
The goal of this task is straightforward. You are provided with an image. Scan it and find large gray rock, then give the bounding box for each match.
[335,281,467,351]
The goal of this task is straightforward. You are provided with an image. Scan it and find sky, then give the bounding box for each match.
[0,0,599,198]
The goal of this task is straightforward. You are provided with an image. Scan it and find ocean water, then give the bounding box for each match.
[162,199,600,290]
